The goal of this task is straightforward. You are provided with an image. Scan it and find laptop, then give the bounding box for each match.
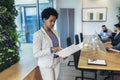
[93,32,107,52]
[97,39,107,52]
[95,31,102,41]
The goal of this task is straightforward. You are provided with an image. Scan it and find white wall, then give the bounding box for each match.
[55,0,120,35]
[82,0,120,35]
[55,0,82,34]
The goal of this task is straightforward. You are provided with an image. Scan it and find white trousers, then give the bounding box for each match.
[39,60,60,80]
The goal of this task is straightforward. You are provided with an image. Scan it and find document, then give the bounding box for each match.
[55,44,81,58]
[88,59,107,66]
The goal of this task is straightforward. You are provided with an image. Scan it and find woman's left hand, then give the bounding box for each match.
[62,57,68,60]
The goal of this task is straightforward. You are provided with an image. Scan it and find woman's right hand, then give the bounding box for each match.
[52,46,62,53]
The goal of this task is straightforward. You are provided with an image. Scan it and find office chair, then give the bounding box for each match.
[75,34,79,45]
[66,37,72,46]
[74,35,97,80]
[103,71,120,80]
[73,50,97,80]
[80,33,83,42]
[66,37,74,66]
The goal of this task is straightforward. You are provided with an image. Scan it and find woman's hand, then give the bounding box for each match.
[52,46,62,53]
[106,47,120,53]
[62,57,68,60]
[105,41,111,44]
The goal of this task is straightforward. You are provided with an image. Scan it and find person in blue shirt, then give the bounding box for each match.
[99,25,112,43]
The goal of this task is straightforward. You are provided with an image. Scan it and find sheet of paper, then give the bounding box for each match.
[76,43,83,48]
[88,59,107,66]
[55,44,81,58]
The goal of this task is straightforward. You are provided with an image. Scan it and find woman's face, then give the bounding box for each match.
[44,15,56,29]
[114,27,119,32]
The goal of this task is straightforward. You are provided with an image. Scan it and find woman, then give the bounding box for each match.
[33,7,62,80]
[106,23,120,53]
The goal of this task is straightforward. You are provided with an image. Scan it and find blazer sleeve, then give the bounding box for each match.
[33,31,51,58]
[112,33,120,46]
[112,42,120,50]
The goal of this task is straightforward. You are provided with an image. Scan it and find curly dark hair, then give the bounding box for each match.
[114,23,120,30]
[41,7,58,21]
[102,25,106,27]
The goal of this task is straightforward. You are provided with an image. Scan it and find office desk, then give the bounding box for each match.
[78,49,120,71]
[78,40,120,71]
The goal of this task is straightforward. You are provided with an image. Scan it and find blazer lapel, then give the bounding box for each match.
[41,27,53,47]
[51,29,60,46]
[114,32,120,40]
[41,27,60,47]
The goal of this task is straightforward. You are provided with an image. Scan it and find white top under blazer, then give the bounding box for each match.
[33,27,61,68]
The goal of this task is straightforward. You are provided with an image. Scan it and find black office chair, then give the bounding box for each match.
[74,34,97,80]
[66,37,72,46]
[103,71,120,80]
[73,50,98,80]
[66,37,74,66]
[75,34,79,45]
[80,33,83,42]
[67,34,82,66]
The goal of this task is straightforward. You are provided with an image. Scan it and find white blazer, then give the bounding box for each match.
[33,27,61,68]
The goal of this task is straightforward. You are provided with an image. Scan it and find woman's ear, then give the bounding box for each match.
[43,18,46,23]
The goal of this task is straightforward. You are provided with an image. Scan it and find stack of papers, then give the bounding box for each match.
[88,59,107,66]
[55,44,81,58]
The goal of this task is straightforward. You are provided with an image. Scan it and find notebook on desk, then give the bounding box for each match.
[88,59,107,66]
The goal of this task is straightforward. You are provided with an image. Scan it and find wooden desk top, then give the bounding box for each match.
[78,49,120,71]
[78,39,120,71]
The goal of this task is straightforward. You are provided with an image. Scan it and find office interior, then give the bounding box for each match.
[0,0,120,80]
[15,0,120,47]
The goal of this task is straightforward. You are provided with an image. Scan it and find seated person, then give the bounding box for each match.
[99,25,112,43]
[106,23,120,53]
[101,24,120,76]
